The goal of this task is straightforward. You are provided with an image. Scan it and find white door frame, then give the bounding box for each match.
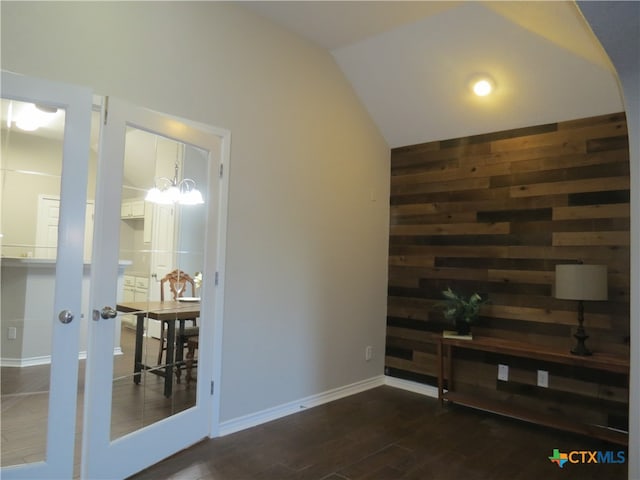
[1,71,92,480]
[82,96,230,479]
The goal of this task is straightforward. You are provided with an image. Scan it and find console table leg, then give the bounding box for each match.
[437,340,443,405]
[446,345,453,398]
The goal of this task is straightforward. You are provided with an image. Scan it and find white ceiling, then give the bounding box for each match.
[242,1,624,148]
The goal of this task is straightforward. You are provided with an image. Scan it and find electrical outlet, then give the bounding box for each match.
[537,370,549,388]
[498,364,509,381]
[365,346,373,361]
[7,327,17,340]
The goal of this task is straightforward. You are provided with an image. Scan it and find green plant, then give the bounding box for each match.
[439,288,487,333]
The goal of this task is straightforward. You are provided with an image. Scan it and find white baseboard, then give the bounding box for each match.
[0,354,53,367]
[384,375,439,399]
[1,347,123,367]
[218,375,386,437]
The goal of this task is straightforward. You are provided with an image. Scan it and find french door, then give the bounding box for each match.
[0,72,92,479]
[82,97,225,479]
[2,72,228,479]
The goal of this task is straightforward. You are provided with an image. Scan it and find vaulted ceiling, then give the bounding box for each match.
[243,1,624,148]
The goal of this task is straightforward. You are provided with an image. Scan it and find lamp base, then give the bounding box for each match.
[571,330,592,356]
[570,300,592,356]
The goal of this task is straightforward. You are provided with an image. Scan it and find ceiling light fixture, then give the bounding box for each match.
[473,79,493,96]
[469,75,496,97]
[14,103,59,131]
[146,143,204,206]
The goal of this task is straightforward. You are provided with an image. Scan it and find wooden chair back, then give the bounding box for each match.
[160,269,196,301]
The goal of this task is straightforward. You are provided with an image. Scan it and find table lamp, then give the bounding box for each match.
[554,264,608,356]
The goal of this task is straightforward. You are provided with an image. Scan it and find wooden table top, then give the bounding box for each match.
[116,300,200,320]
[441,335,629,373]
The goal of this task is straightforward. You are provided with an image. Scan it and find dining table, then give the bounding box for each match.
[116,300,200,397]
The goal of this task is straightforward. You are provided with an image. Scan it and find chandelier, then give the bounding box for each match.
[145,144,204,205]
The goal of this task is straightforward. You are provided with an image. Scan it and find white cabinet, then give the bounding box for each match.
[120,199,146,219]
[121,199,152,245]
[121,274,151,330]
[122,275,135,302]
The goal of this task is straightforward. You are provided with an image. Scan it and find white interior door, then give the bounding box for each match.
[35,196,95,262]
[35,196,60,259]
[82,96,227,479]
[0,72,92,479]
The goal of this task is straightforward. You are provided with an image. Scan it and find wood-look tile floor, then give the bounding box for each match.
[131,386,627,480]
[1,326,196,475]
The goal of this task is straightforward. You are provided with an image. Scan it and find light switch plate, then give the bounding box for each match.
[498,364,509,381]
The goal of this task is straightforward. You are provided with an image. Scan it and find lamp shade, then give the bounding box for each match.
[554,264,608,301]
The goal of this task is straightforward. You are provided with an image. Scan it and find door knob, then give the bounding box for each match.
[101,306,118,319]
[58,310,74,324]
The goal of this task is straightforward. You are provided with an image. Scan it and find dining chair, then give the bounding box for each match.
[157,270,199,378]
[185,337,199,383]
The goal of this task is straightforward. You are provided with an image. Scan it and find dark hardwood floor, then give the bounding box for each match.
[130,386,628,480]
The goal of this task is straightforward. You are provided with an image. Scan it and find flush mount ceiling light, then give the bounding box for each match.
[146,143,204,206]
[469,75,496,97]
[11,102,60,131]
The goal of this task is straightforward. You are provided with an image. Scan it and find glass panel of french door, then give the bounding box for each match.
[83,97,219,479]
[0,71,92,479]
[111,129,206,439]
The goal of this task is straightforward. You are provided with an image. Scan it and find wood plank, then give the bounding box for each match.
[442,123,558,147]
[557,112,626,130]
[446,145,591,175]
[553,203,630,220]
[391,177,490,196]
[484,304,612,329]
[386,305,429,322]
[388,255,435,267]
[391,162,510,187]
[385,356,435,376]
[391,211,477,225]
[389,203,439,216]
[552,231,630,246]
[386,326,441,344]
[388,244,630,263]
[490,121,626,153]
[487,269,554,285]
[492,161,629,190]
[510,176,630,198]
[390,222,509,236]
[394,195,567,216]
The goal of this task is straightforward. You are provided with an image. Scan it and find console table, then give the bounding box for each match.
[437,336,629,445]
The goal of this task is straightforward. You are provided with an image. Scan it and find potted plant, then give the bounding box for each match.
[439,287,487,336]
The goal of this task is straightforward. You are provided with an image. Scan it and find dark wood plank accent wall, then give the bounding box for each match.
[385,112,630,430]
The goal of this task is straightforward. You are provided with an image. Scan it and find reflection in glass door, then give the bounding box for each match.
[111,128,206,439]
[0,72,92,480]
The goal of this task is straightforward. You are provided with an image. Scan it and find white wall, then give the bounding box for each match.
[1,132,63,257]
[577,3,640,478]
[1,129,99,257]
[0,2,390,422]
